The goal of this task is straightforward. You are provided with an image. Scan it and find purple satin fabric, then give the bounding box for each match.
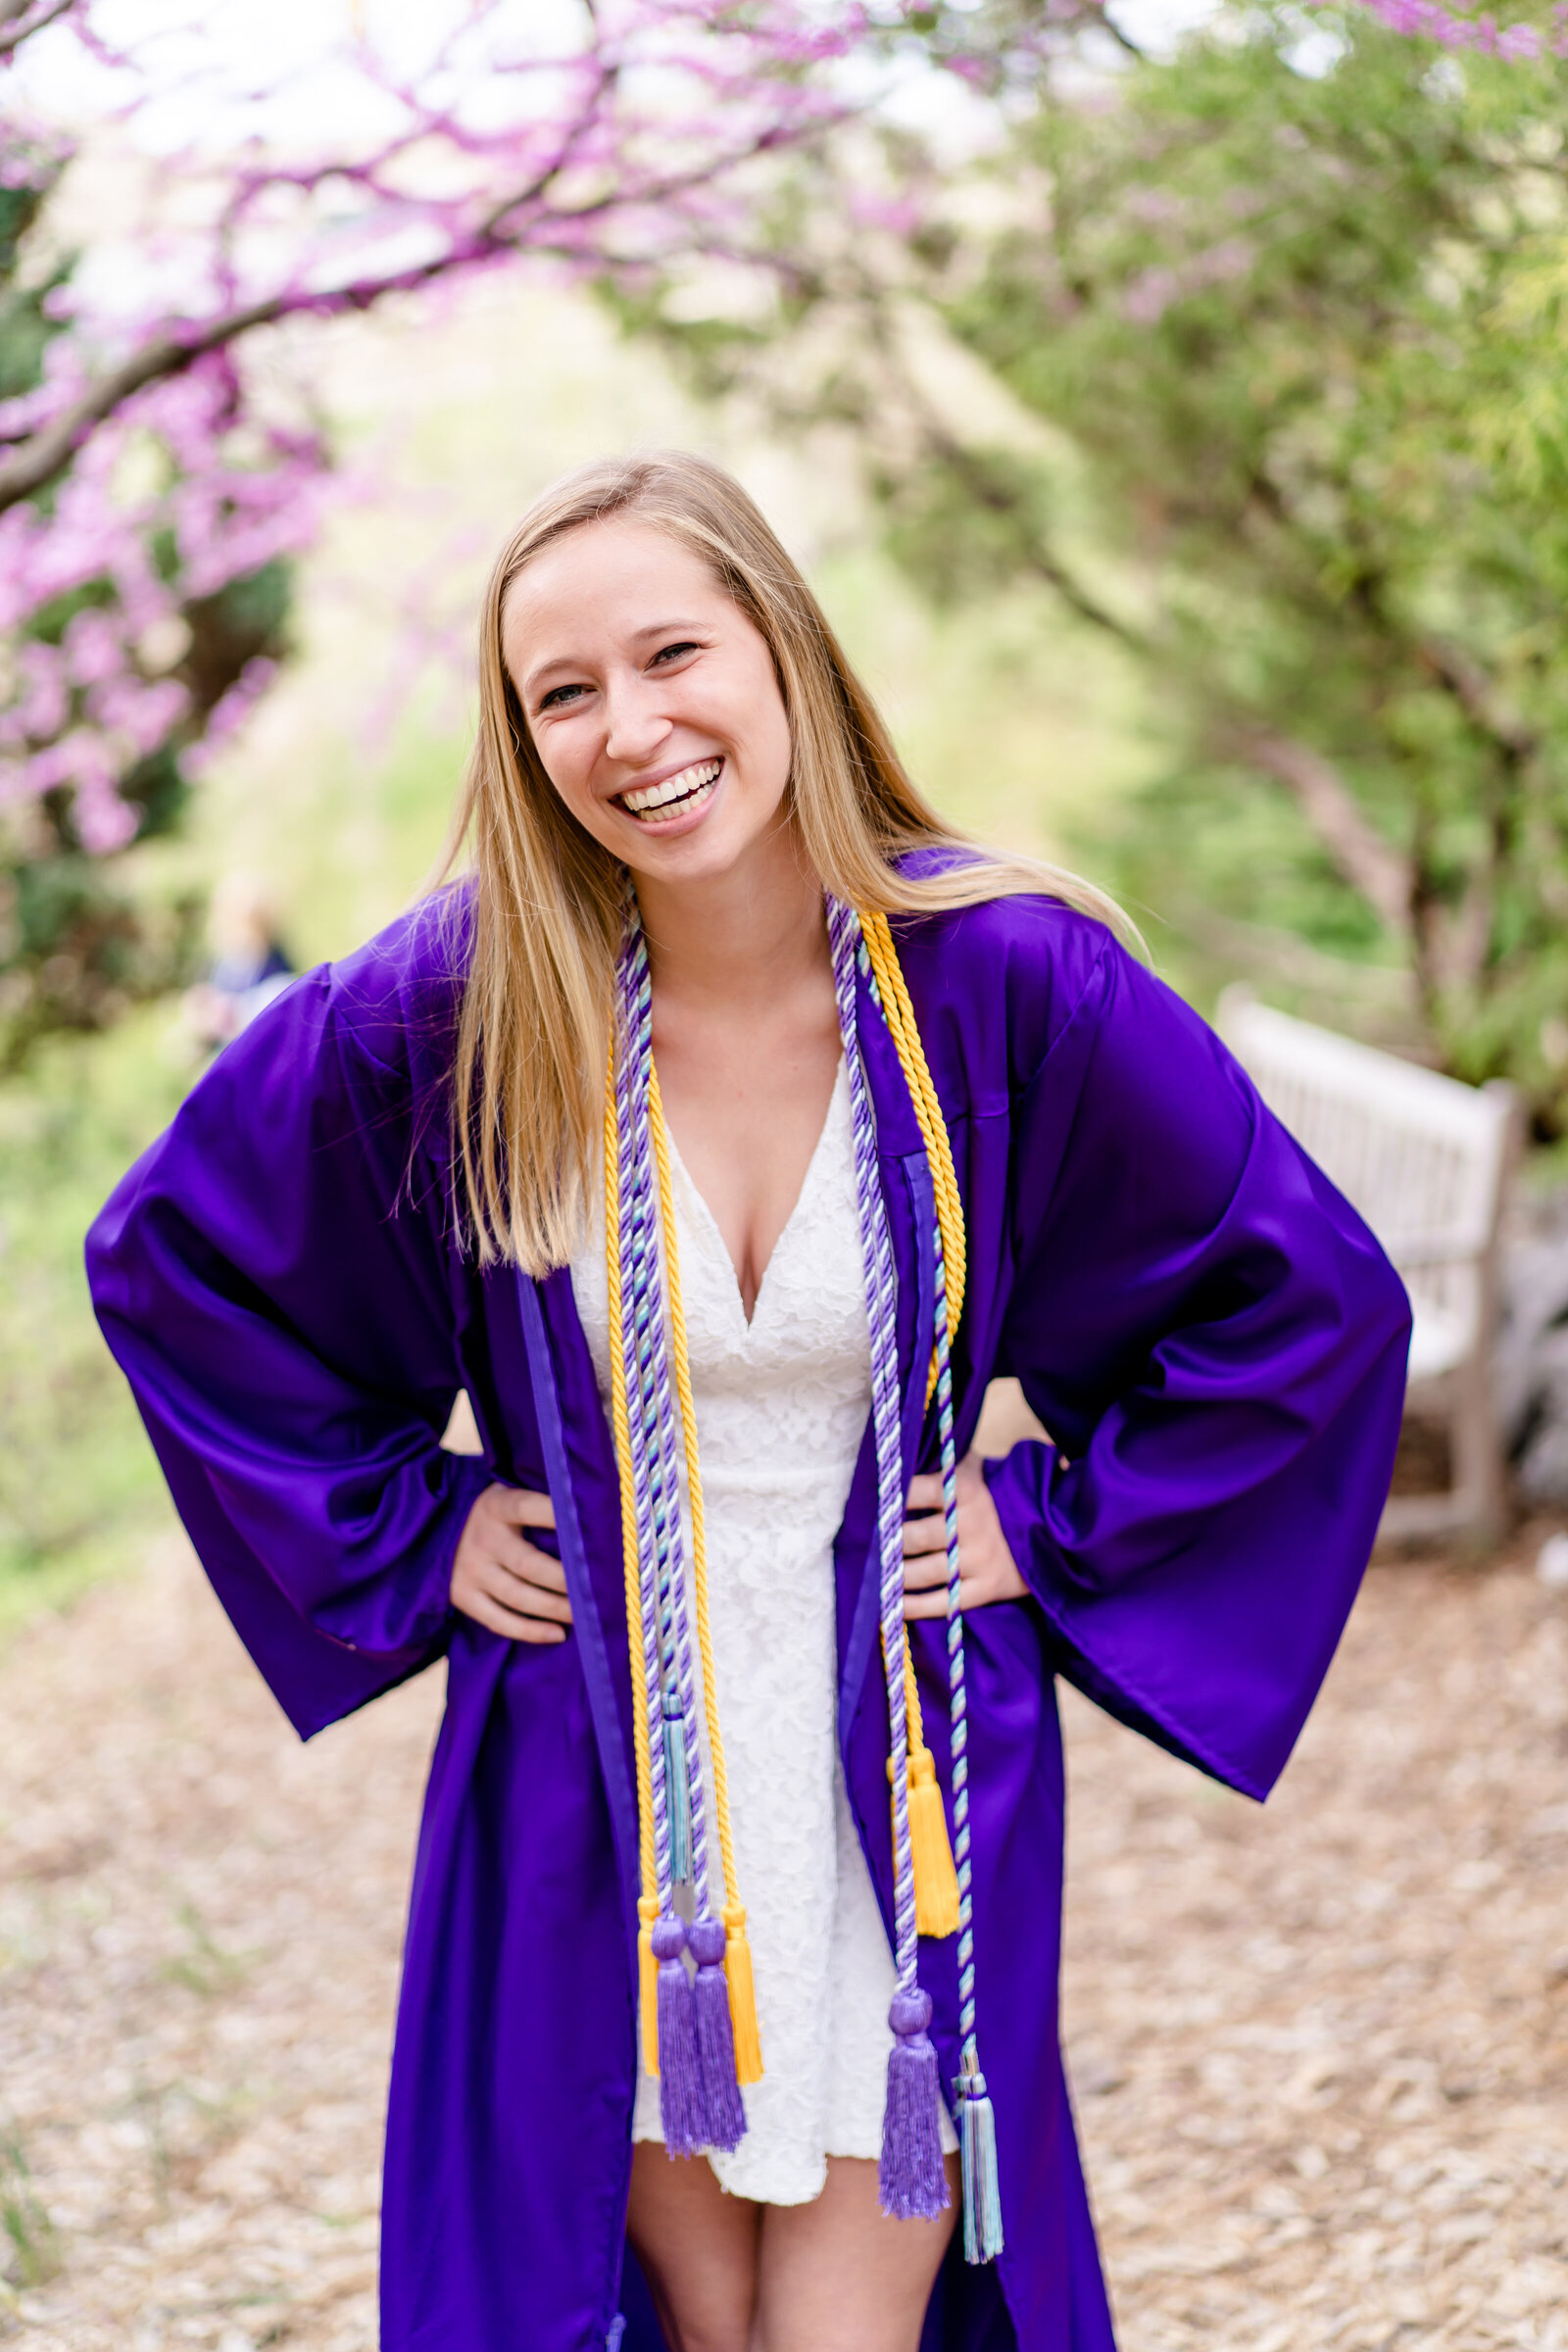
[87,878,1410,2352]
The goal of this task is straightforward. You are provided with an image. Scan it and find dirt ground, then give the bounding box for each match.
[3,1535,1568,2350]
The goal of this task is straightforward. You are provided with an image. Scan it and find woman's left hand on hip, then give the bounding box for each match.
[902,1451,1028,1618]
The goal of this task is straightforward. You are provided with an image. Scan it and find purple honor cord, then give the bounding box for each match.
[612,889,995,2239]
[616,909,744,2155]
[828,897,950,2223]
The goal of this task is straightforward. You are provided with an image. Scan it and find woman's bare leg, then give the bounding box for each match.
[752,2154,961,2352]
[626,2142,762,2352]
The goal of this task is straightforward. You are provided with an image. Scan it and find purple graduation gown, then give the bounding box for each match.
[87,886,1410,2352]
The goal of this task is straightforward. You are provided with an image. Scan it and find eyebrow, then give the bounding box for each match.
[521,618,710,700]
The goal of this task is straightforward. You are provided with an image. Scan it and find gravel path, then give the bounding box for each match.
[2,1536,1566,2348]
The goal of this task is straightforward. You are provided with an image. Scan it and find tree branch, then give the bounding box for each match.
[1240,729,1412,938]
[1083,2,1147,59]
[0,292,319,514]
[0,0,74,60]
[1417,633,1539,765]
[0,156,773,517]
[930,424,1149,643]
[881,343,1150,648]
[0,74,845,519]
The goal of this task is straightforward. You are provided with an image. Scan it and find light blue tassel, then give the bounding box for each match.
[959,2069,1004,2265]
[607,2321,626,2352]
[662,1705,692,1886]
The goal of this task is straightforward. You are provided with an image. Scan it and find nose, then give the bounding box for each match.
[602,669,672,767]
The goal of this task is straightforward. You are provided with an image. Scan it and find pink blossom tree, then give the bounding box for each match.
[0,0,882,1052]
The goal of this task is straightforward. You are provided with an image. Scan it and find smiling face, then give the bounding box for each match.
[500,514,796,891]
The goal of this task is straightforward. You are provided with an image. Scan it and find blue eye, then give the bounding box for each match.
[651,641,699,666]
[538,682,586,710]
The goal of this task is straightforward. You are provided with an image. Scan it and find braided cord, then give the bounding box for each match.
[857,909,966,1398]
[611,983,676,1919]
[605,1043,657,1910]
[858,906,958,1773]
[856,900,1001,2256]
[619,924,715,1920]
[607,889,987,2218]
[619,933,689,1913]
[829,897,920,1997]
[648,1061,741,1918]
[612,960,675,1915]
[931,1210,978,2066]
[857,910,975,1989]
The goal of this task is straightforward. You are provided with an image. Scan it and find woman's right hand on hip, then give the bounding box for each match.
[451,1484,571,1643]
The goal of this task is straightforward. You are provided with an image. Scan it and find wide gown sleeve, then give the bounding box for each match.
[86,967,492,1741]
[984,938,1412,1800]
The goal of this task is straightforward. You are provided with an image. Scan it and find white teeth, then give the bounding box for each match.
[621,759,721,815]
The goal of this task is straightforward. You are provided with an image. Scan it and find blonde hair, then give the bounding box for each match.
[441,449,1129,1272]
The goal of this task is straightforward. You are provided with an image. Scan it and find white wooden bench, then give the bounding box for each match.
[1217,989,1521,1547]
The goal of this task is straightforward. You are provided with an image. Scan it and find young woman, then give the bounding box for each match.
[88,453,1410,2352]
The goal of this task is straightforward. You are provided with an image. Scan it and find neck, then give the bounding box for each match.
[633,827,828,1014]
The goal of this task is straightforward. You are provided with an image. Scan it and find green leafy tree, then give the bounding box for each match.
[622,8,1568,1126]
[948,12,1568,1103]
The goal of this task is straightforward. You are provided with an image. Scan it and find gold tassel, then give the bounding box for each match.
[908,1746,960,1938]
[890,1747,961,1939]
[638,1895,661,2078]
[723,1902,764,2084]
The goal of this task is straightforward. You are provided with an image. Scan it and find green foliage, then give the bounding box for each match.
[0,852,206,1069]
[0,1008,183,1636]
[0,2130,61,2291]
[619,8,1568,1111]
[0,172,68,404]
[930,12,1568,1112]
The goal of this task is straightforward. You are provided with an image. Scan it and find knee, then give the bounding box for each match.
[662,2320,753,2352]
[641,2284,756,2352]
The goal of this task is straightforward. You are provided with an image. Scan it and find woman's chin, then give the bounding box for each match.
[618,794,786,891]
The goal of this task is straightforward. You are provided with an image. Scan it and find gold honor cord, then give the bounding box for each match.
[857,908,967,1380]
[647,1064,763,2084]
[859,909,964,1942]
[609,1050,762,2083]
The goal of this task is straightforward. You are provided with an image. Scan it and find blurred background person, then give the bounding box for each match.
[182,874,295,1054]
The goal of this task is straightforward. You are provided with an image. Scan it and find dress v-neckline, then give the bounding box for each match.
[662,1060,847,1333]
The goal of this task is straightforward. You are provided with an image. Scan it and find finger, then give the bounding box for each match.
[492,1485,558,1530]
[907,1579,998,1620]
[491,1534,569,1593]
[455,1588,568,1644]
[905,1474,943,1512]
[902,1550,949,1592]
[484,1564,574,1624]
[954,1570,1024,1613]
[901,1512,947,1557]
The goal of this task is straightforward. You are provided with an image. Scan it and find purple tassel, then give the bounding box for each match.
[879,1986,951,2221]
[688,1915,746,2151]
[653,1915,704,2157]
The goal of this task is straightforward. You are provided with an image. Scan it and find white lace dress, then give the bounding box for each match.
[570,1061,955,2204]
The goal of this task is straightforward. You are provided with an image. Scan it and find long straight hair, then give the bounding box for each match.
[441,450,1130,1273]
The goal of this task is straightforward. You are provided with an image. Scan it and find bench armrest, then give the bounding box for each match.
[1389,1235,1488,1272]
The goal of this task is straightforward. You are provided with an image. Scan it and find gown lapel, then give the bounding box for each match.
[514,1265,644,1959]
